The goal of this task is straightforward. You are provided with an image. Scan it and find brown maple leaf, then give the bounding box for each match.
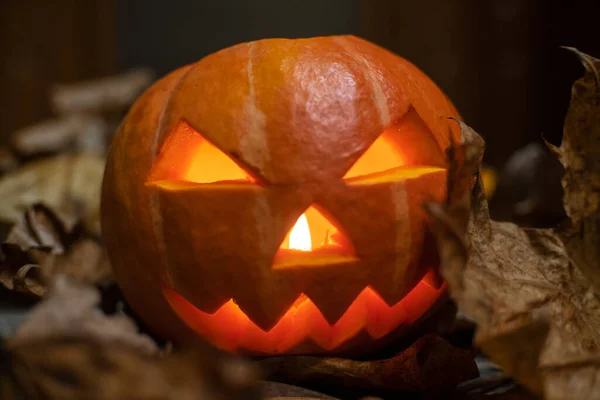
[425,49,600,399]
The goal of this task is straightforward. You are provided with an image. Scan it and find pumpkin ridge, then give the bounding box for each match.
[151,65,195,160]
[238,41,271,179]
[148,64,197,289]
[333,36,391,129]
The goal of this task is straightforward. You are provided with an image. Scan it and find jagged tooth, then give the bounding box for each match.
[365,280,394,306]
[368,233,426,307]
[233,284,303,332]
[169,277,231,314]
[369,266,421,307]
[304,278,366,326]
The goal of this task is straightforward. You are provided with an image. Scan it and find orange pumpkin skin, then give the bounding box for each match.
[101,35,461,355]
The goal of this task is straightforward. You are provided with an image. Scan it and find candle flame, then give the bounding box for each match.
[289,214,312,251]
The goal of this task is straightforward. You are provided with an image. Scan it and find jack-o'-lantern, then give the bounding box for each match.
[101,35,461,355]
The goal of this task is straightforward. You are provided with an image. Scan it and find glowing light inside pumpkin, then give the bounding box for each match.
[279,206,348,252]
[274,206,357,269]
[289,214,311,251]
[185,139,254,183]
[343,131,404,180]
[147,121,257,184]
[164,269,446,355]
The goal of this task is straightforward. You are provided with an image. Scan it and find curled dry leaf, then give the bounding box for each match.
[257,335,478,393]
[5,203,78,253]
[0,154,105,236]
[0,204,112,297]
[425,49,600,400]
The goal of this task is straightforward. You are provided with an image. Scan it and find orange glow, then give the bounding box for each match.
[184,139,254,183]
[343,132,404,180]
[344,166,445,185]
[164,270,446,355]
[279,206,350,252]
[274,205,357,269]
[289,214,311,251]
[147,121,255,184]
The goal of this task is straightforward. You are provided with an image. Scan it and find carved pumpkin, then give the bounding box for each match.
[101,35,461,355]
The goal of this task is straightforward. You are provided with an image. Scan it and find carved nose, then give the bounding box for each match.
[272,203,358,269]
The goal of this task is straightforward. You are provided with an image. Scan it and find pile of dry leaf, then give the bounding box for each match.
[0,49,598,400]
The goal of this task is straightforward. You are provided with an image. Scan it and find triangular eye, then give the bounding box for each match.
[343,130,405,181]
[273,204,357,270]
[148,121,256,184]
[185,139,254,184]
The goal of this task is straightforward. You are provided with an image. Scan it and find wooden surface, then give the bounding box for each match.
[0,0,116,145]
[358,0,543,167]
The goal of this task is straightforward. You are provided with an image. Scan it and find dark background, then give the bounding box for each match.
[1,0,599,168]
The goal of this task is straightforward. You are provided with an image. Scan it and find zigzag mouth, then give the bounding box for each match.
[163,269,446,355]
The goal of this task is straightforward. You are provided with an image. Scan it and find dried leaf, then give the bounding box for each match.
[0,147,18,175]
[0,154,105,236]
[554,48,600,294]
[257,335,478,392]
[8,275,155,353]
[0,276,262,400]
[0,205,113,296]
[554,47,600,224]
[50,68,155,115]
[2,337,261,400]
[31,239,112,285]
[0,260,45,296]
[425,49,600,400]
[11,115,108,157]
[5,203,78,253]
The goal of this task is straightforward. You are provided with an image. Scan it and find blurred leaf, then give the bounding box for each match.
[9,275,157,353]
[0,147,18,175]
[0,154,105,236]
[0,204,112,297]
[489,142,565,227]
[425,50,600,400]
[5,203,78,253]
[1,277,262,400]
[11,115,108,157]
[50,68,155,115]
